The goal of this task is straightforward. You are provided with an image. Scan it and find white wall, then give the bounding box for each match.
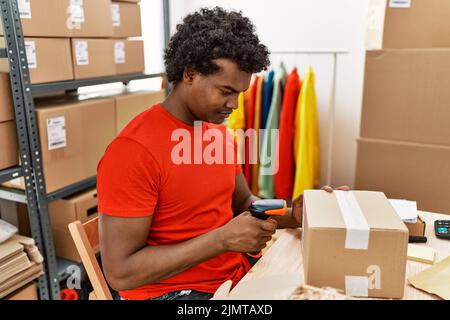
[168,0,370,188]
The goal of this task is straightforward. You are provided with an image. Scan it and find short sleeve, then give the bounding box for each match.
[97,137,161,217]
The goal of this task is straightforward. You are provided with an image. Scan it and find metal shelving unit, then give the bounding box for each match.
[0,166,21,184]
[0,0,170,299]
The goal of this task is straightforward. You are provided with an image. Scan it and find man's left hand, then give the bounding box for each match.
[291,185,351,226]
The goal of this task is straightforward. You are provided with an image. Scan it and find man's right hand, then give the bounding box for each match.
[217,211,277,253]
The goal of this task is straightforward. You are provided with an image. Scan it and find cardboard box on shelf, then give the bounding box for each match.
[355,138,450,215]
[114,40,145,76]
[52,228,83,262]
[49,188,98,231]
[15,194,98,263]
[360,49,450,146]
[71,39,116,79]
[49,188,99,262]
[366,0,450,49]
[0,73,14,122]
[302,190,409,299]
[5,282,38,300]
[0,37,73,84]
[0,121,19,170]
[0,0,113,38]
[35,97,115,193]
[115,90,165,133]
[69,0,114,38]
[111,1,142,38]
[2,177,25,192]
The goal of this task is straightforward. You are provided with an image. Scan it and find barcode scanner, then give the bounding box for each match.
[247,199,287,258]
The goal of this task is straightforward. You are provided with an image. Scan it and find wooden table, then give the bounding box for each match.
[224,211,450,300]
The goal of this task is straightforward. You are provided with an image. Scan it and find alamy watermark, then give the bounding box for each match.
[170,121,280,176]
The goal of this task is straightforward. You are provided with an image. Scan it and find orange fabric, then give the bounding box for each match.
[274,68,301,199]
[244,76,258,186]
[251,75,265,194]
[97,104,250,300]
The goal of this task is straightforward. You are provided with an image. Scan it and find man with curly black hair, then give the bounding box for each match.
[97,7,316,300]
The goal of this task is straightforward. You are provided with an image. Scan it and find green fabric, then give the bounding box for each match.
[258,62,287,198]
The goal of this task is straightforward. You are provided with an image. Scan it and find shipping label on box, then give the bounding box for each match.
[74,40,89,66]
[114,41,125,64]
[46,116,67,151]
[111,3,121,27]
[18,0,32,19]
[389,0,411,8]
[69,0,85,24]
[24,40,37,69]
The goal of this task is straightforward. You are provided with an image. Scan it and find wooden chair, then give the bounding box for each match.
[69,217,232,300]
[68,217,113,300]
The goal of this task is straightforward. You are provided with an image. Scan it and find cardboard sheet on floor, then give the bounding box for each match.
[0,263,43,299]
[0,241,23,264]
[0,252,32,283]
[408,256,450,300]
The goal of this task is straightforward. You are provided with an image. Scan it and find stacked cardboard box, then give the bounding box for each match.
[0,0,145,82]
[75,88,165,134]
[0,235,44,299]
[0,37,74,84]
[0,73,18,170]
[3,96,116,192]
[2,89,166,193]
[114,90,165,133]
[49,188,99,262]
[14,188,99,262]
[34,96,116,193]
[356,0,450,214]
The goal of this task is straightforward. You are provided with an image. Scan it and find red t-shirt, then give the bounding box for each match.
[97,104,250,300]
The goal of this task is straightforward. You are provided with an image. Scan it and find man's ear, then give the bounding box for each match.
[182,68,196,84]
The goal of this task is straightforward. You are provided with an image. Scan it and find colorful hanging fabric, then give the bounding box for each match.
[261,70,274,129]
[258,63,287,198]
[251,75,265,195]
[292,66,320,199]
[244,76,258,186]
[274,68,301,199]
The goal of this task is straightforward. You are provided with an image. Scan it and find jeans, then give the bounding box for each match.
[152,289,213,300]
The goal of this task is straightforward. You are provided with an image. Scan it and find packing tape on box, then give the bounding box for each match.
[335,191,371,297]
[334,191,370,250]
[345,276,369,297]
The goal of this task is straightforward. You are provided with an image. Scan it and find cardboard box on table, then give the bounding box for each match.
[302,190,408,299]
